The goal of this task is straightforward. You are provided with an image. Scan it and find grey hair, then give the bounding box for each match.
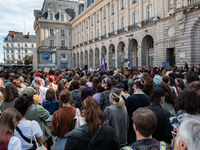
[177,116,200,150]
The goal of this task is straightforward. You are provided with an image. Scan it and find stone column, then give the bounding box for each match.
[39,28,44,46]
[164,0,169,17]
[139,0,143,27]
[137,44,142,67]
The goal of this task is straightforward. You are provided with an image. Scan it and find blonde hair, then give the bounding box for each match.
[110,89,125,109]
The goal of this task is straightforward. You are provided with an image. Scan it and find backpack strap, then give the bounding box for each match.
[160,141,166,150]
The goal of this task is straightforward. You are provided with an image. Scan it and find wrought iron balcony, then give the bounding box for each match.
[60,47,68,50]
[117,28,125,34]
[108,32,115,37]
[95,37,99,41]
[89,39,93,44]
[141,17,154,27]
[101,35,106,40]
[128,23,138,31]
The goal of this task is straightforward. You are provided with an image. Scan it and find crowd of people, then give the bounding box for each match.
[0,65,200,150]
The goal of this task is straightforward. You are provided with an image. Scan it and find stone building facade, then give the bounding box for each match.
[34,0,200,69]
[3,31,36,65]
[33,0,79,70]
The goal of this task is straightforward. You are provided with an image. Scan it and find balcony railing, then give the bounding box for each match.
[108,32,115,37]
[60,46,68,50]
[95,37,99,41]
[89,39,93,44]
[141,17,154,27]
[176,0,200,9]
[101,35,106,40]
[128,23,138,31]
[117,28,125,34]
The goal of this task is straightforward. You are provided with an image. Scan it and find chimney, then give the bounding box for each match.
[27,32,30,39]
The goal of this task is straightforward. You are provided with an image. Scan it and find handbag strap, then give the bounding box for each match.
[31,121,39,148]
[85,125,102,150]
[16,125,36,145]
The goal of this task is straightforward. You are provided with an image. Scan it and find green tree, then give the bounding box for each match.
[23,55,32,65]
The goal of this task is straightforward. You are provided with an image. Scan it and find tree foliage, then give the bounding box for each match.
[23,55,32,65]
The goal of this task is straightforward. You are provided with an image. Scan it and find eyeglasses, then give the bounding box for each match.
[171,131,178,138]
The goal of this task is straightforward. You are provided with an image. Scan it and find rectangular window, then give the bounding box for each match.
[121,17,125,29]
[61,30,65,36]
[121,0,125,10]
[112,22,115,33]
[91,17,93,26]
[104,26,106,35]
[12,55,14,59]
[86,21,88,29]
[11,43,13,47]
[18,55,21,59]
[97,29,99,37]
[7,43,9,47]
[132,0,137,4]
[50,13,53,20]
[104,9,106,19]
[61,14,64,21]
[111,4,115,15]
[61,40,65,47]
[11,49,13,53]
[147,5,152,19]
[25,44,27,47]
[25,49,27,53]
[18,49,20,53]
[91,31,93,39]
[32,44,34,48]
[7,49,9,53]
[7,55,9,59]
[97,13,99,23]
[18,43,20,47]
[50,40,54,47]
[133,12,138,25]
[50,29,54,36]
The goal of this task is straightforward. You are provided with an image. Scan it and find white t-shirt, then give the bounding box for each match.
[14,120,43,150]
[8,136,21,150]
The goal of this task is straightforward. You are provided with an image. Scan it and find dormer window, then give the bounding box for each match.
[50,12,53,20]
[61,14,64,21]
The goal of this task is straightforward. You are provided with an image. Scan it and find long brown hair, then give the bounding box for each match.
[0,108,22,143]
[3,83,20,102]
[82,97,103,134]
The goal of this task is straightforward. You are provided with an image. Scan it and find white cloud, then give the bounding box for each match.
[0,0,44,63]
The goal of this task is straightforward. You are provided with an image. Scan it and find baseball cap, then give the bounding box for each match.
[21,87,36,97]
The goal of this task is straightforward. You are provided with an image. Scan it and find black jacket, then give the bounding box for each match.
[147,104,173,144]
[65,124,120,150]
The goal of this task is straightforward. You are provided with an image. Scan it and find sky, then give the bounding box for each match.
[0,0,44,63]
